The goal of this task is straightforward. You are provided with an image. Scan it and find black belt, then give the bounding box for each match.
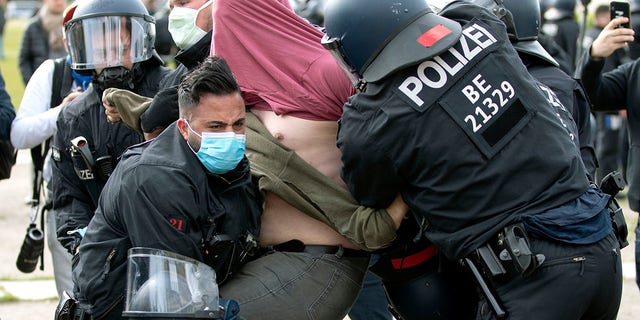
[470,223,544,282]
[267,239,369,258]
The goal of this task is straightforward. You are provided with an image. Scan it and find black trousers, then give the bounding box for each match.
[477,232,622,320]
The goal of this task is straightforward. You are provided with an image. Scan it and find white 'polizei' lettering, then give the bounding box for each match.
[398,23,498,107]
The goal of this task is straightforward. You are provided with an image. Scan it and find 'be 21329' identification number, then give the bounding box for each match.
[460,74,515,133]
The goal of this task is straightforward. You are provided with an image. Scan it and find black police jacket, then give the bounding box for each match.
[337,2,589,260]
[520,53,597,180]
[579,56,640,213]
[51,60,171,254]
[72,122,262,319]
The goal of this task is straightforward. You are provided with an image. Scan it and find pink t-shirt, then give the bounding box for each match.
[211,0,355,121]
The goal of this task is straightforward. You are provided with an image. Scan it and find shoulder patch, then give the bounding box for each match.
[393,19,499,112]
[437,54,534,158]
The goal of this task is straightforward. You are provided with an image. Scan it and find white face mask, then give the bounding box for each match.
[168,0,212,50]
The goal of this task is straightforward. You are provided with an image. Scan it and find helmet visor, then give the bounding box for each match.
[124,248,219,317]
[66,16,155,71]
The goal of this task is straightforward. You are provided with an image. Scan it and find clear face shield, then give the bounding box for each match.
[123,248,221,318]
[65,15,155,72]
[321,33,363,89]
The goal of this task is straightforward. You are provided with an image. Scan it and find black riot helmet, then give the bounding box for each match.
[322,0,462,87]
[64,0,157,88]
[469,0,558,67]
[500,0,540,41]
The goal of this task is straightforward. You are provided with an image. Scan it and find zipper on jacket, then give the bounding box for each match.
[101,249,117,281]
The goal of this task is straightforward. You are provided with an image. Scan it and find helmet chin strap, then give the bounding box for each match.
[95,63,144,91]
[487,0,518,42]
[491,0,508,19]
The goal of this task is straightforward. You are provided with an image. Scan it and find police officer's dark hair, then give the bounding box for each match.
[177,56,242,117]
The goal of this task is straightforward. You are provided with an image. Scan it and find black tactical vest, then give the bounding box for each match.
[338,3,589,259]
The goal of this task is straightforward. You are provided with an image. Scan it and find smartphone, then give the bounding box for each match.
[610,1,631,29]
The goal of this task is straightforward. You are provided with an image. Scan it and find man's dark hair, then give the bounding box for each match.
[178,56,242,117]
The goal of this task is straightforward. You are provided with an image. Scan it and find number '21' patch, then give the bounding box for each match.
[438,59,533,158]
[168,216,188,233]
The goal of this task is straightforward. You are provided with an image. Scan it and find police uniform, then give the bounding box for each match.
[519,53,596,180]
[51,60,171,254]
[337,3,622,319]
[71,122,261,319]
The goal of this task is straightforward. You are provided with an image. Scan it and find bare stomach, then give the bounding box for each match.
[251,109,359,249]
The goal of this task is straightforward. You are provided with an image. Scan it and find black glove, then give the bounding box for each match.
[141,86,179,134]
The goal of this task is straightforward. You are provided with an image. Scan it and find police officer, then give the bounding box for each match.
[103,0,214,140]
[51,0,170,255]
[471,0,596,180]
[323,0,622,319]
[541,0,579,71]
[66,56,261,320]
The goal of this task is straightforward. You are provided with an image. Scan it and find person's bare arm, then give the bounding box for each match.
[386,193,409,230]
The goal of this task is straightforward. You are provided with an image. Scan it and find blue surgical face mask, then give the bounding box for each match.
[185,120,246,174]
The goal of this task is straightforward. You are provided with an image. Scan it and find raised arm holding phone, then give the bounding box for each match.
[577,11,640,292]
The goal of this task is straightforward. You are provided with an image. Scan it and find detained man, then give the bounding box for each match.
[69,56,262,320]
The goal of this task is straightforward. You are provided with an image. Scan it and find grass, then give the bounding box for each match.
[0,287,19,303]
[0,275,55,281]
[0,18,28,109]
